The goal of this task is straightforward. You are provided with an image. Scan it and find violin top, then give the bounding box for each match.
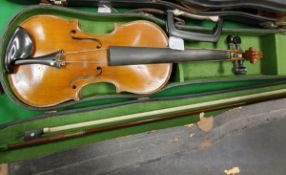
[7,15,172,107]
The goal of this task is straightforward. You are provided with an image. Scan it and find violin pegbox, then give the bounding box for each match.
[226,35,262,75]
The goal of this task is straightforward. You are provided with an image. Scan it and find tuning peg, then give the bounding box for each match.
[233,63,247,75]
[233,36,242,45]
[226,35,235,44]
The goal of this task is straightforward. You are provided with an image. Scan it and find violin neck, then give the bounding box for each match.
[108,46,232,66]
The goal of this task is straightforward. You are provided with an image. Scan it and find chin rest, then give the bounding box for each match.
[5,27,34,73]
[5,27,64,73]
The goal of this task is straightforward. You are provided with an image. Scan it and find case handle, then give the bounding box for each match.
[166,10,223,42]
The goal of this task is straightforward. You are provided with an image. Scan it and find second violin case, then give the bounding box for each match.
[1,1,286,162]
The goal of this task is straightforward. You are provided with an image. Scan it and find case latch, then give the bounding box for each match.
[49,0,67,6]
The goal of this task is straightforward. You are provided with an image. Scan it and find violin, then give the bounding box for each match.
[6,15,172,107]
[5,15,262,107]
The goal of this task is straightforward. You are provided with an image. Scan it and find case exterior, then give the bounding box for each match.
[1,1,286,162]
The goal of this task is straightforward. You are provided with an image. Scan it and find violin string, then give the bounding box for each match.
[62,49,108,64]
[59,48,243,64]
[62,48,242,56]
[63,48,108,55]
[64,61,105,64]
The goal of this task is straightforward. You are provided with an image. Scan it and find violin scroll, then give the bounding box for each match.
[244,47,263,64]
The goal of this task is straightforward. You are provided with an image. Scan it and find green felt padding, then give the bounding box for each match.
[79,83,117,97]
[1,77,285,125]
[261,34,278,75]
[151,78,286,97]
[0,94,42,125]
[275,35,286,75]
[0,1,23,34]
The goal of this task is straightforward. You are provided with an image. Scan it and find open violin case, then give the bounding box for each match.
[1,0,286,163]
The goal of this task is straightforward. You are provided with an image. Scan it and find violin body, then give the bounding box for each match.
[8,15,172,107]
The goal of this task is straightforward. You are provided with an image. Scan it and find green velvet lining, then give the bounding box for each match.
[1,77,286,125]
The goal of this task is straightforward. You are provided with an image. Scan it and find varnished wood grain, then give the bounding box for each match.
[8,15,172,107]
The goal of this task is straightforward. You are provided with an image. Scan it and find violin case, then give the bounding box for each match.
[1,0,286,163]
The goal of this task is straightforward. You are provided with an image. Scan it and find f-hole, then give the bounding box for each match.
[70,29,102,49]
[96,66,103,77]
